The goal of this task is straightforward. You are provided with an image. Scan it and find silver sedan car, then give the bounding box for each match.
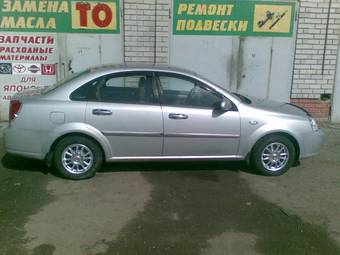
[4,64,324,179]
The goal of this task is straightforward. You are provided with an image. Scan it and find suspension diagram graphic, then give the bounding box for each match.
[257,10,288,30]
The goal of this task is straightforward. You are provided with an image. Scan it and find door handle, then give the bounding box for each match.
[92,109,112,116]
[169,113,188,120]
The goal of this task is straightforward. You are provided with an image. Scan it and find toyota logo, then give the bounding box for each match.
[13,64,26,73]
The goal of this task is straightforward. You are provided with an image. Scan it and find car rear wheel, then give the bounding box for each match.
[54,136,103,180]
[252,135,296,176]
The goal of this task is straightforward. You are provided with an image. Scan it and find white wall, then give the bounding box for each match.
[170,35,296,102]
[331,43,340,123]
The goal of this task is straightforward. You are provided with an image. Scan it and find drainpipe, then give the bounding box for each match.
[154,0,158,64]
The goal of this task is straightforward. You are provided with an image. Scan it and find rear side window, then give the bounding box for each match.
[43,70,90,94]
[70,78,98,101]
[70,72,158,105]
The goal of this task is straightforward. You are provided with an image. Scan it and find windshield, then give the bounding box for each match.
[42,69,90,94]
[195,74,252,105]
[232,93,252,104]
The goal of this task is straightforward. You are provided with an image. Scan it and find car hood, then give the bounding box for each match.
[247,97,310,118]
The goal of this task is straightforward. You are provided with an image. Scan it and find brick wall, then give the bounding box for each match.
[291,98,331,120]
[291,0,340,119]
[124,0,169,64]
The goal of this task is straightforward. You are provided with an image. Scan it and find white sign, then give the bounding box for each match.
[0,32,58,121]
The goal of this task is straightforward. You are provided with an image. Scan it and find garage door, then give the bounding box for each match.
[170,0,297,102]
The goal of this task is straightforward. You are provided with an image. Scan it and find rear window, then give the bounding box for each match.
[42,69,90,94]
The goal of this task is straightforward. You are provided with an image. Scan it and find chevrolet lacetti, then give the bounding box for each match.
[4,65,324,180]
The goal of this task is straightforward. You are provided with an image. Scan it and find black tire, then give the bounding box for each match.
[53,136,103,180]
[251,135,296,176]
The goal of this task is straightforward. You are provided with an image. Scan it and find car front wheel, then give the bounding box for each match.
[53,136,103,180]
[252,135,296,176]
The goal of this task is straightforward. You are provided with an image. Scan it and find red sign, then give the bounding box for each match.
[41,64,56,75]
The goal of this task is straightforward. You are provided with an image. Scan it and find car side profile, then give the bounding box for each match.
[4,64,324,179]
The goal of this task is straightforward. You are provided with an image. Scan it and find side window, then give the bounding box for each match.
[158,74,223,109]
[70,78,100,101]
[71,73,157,105]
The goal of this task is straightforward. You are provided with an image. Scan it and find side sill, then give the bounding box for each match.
[107,155,245,162]
[5,149,45,160]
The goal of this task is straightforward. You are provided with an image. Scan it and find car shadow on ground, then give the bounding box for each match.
[101,160,255,175]
[1,153,49,174]
[1,153,258,177]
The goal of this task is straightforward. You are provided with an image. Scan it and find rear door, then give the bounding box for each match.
[156,72,241,157]
[73,71,163,157]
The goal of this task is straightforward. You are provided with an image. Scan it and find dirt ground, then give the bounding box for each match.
[0,122,340,255]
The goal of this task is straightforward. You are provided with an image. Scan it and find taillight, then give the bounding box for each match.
[9,100,22,121]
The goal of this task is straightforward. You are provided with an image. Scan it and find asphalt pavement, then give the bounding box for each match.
[1,123,340,255]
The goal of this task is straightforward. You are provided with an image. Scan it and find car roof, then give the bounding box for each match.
[89,63,199,77]
[43,63,241,105]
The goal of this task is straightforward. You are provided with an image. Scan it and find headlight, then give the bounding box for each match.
[309,117,319,131]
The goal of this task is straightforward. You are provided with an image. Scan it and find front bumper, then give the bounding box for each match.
[299,129,325,159]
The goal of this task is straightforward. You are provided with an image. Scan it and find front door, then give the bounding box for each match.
[84,72,163,157]
[156,72,241,157]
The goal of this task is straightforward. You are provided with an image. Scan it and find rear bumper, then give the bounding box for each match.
[299,129,324,159]
[4,127,46,160]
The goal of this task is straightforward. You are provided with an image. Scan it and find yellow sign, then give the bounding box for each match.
[253,5,292,33]
[72,2,117,31]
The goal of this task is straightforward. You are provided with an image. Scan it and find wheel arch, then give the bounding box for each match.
[246,131,300,165]
[50,132,105,156]
[45,125,112,165]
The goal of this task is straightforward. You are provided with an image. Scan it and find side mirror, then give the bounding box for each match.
[219,100,233,111]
